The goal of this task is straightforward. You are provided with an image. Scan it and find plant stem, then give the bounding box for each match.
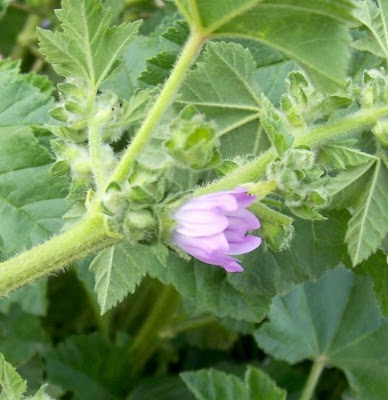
[299,357,326,400]
[196,149,277,196]
[160,315,217,339]
[87,89,106,191]
[110,30,205,185]
[295,105,388,147]
[0,208,120,297]
[129,284,181,376]
[11,14,41,60]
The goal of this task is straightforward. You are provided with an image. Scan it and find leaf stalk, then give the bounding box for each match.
[299,356,326,400]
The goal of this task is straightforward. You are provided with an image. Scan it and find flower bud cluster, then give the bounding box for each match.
[101,162,170,243]
[267,149,330,214]
[48,79,126,195]
[359,69,388,109]
[280,72,353,130]
[166,106,221,170]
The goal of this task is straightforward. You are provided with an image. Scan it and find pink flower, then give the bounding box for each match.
[171,187,262,272]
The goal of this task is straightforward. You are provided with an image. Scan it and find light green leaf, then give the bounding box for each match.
[28,385,54,400]
[354,0,388,61]
[356,250,388,315]
[0,67,69,259]
[0,0,8,19]
[0,354,27,400]
[318,143,378,169]
[255,267,388,400]
[178,41,289,157]
[181,366,286,400]
[46,333,131,400]
[175,0,355,90]
[345,159,388,265]
[90,243,146,314]
[38,0,141,87]
[0,127,69,257]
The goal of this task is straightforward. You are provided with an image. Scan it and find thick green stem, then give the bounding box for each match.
[196,149,277,196]
[295,105,388,147]
[129,285,181,376]
[110,30,205,185]
[0,209,120,297]
[299,357,326,400]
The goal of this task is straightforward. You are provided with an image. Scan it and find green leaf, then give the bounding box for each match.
[38,0,141,87]
[354,0,388,61]
[356,250,388,315]
[0,68,69,259]
[0,0,9,19]
[46,334,131,400]
[0,306,48,366]
[255,267,388,400]
[175,0,355,90]
[345,159,388,265]
[130,376,195,400]
[0,280,47,316]
[141,214,348,322]
[89,243,146,314]
[181,366,286,400]
[0,353,27,400]
[0,62,53,127]
[178,41,285,157]
[318,143,378,170]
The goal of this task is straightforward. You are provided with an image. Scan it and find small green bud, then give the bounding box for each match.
[50,160,70,177]
[124,208,157,242]
[166,106,221,170]
[50,107,69,123]
[64,100,85,115]
[372,120,388,149]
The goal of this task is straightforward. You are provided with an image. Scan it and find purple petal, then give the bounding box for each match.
[230,190,256,208]
[172,232,230,254]
[226,235,262,255]
[226,209,261,231]
[174,210,229,237]
[179,193,238,213]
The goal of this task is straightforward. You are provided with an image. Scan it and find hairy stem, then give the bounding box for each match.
[87,89,106,191]
[295,105,388,147]
[196,149,277,196]
[110,30,205,185]
[0,208,120,297]
[299,357,326,400]
[129,285,181,376]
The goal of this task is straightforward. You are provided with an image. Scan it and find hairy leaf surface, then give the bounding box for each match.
[175,0,355,90]
[90,244,146,314]
[38,0,141,87]
[0,353,27,400]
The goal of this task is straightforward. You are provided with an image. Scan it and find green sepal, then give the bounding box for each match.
[290,206,327,221]
[50,160,70,177]
[166,106,221,170]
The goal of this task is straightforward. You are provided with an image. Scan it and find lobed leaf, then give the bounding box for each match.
[354,0,388,61]
[0,353,26,400]
[89,244,146,314]
[255,267,388,400]
[345,159,388,265]
[181,366,286,400]
[175,0,355,90]
[38,0,141,87]
[46,334,131,400]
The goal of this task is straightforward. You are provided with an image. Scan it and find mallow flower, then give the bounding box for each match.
[171,187,262,272]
